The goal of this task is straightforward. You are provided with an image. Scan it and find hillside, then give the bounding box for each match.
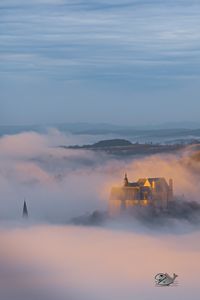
[62,139,185,156]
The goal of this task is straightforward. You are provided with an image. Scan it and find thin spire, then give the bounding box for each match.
[23,200,28,218]
[124,173,129,186]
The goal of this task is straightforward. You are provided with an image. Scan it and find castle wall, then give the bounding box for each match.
[109,177,174,215]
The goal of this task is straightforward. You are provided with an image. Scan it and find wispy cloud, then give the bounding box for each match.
[1,0,200,81]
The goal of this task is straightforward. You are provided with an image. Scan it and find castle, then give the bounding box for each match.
[109,174,173,215]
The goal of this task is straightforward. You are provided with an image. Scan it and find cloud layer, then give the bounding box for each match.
[0,130,200,225]
[1,0,200,126]
[0,225,200,300]
[1,0,200,81]
[0,130,123,221]
[0,131,200,299]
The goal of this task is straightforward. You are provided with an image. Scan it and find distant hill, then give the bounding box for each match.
[66,138,133,149]
[92,139,132,148]
[63,138,185,157]
[1,123,200,145]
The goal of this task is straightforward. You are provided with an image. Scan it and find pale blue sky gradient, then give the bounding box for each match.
[1,0,200,125]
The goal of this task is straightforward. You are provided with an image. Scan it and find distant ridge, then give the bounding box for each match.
[66,139,133,149]
[92,139,132,148]
[63,138,186,156]
[1,121,200,137]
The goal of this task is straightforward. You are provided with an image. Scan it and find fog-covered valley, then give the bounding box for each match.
[1,130,200,299]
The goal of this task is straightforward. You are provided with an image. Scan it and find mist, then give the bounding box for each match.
[0,131,200,224]
[0,130,112,221]
[0,131,200,298]
[0,225,200,300]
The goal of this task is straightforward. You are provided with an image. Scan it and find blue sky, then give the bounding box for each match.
[1,0,200,125]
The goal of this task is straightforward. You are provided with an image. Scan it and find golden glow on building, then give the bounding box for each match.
[109,175,173,215]
[144,179,151,187]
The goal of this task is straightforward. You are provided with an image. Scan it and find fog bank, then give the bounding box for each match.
[0,225,199,300]
[0,131,200,225]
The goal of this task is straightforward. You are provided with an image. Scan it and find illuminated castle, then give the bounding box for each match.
[109,174,173,215]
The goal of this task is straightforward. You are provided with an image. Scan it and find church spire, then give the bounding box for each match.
[123,173,129,187]
[22,200,28,218]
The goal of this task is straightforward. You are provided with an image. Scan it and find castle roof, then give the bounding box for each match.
[138,177,164,183]
[110,176,173,204]
[125,177,169,188]
[128,182,139,187]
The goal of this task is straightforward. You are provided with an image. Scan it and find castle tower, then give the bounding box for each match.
[168,178,173,200]
[152,180,156,190]
[23,200,28,218]
[123,173,129,187]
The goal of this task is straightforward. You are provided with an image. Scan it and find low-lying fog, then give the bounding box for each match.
[0,130,200,299]
[0,130,200,222]
[1,225,200,300]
